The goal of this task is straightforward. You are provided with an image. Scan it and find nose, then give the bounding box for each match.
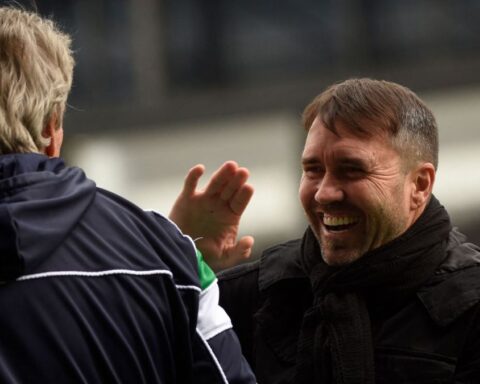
[314,173,345,205]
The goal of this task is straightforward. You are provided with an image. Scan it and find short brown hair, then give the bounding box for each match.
[302,78,439,169]
[0,7,74,154]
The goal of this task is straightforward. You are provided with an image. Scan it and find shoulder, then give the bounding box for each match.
[217,259,261,314]
[418,228,480,327]
[258,238,304,290]
[218,237,304,291]
[438,228,480,272]
[85,188,200,288]
[218,238,305,315]
[218,258,260,285]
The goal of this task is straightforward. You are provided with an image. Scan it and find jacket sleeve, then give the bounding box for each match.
[194,250,256,384]
[148,211,256,383]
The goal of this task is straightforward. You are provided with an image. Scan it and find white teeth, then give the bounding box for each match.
[323,215,358,227]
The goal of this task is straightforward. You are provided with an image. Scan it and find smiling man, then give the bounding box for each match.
[299,116,420,266]
[298,82,436,268]
[172,78,480,383]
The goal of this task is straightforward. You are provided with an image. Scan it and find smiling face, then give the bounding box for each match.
[299,117,421,266]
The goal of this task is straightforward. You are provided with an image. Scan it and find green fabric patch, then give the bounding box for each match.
[196,249,216,290]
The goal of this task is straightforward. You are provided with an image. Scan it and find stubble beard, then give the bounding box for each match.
[319,236,364,266]
[315,200,409,267]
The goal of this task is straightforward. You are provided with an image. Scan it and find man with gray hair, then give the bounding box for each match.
[0,6,256,383]
[173,78,480,383]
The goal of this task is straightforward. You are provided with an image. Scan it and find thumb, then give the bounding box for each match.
[226,235,255,265]
[237,235,254,258]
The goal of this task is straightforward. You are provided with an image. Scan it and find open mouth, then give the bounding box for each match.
[322,214,359,232]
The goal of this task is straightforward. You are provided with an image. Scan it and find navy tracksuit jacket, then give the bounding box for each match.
[0,153,255,383]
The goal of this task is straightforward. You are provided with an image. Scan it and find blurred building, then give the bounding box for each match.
[8,0,480,254]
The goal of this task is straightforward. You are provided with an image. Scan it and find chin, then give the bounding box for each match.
[321,248,363,266]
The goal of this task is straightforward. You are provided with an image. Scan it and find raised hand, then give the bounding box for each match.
[169,161,254,272]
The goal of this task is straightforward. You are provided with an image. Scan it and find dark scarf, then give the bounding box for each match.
[294,196,452,383]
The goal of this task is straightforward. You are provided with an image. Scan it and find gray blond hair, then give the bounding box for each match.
[0,6,74,154]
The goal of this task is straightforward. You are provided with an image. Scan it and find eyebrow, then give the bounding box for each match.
[301,155,370,169]
[336,157,370,169]
[301,156,320,165]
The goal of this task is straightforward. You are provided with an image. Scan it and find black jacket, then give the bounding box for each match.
[219,229,480,383]
[0,154,255,383]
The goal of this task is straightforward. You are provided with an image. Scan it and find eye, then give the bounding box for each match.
[340,165,366,179]
[303,165,324,178]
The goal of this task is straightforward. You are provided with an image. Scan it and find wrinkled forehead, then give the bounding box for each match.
[304,94,396,140]
[311,114,393,144]
[302,116,398,160]
[305,116,366,146]
[301,132,406,185]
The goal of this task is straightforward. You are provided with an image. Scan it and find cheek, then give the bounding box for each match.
[298,178,315,208]
[363,176,404,205]
[365,179,411,226]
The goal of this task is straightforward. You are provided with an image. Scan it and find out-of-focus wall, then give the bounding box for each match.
[67,113,306,254]
[426,87,480,244]
[11,0,478,251]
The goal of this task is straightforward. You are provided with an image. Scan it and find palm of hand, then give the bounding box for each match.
[169,162,254,272]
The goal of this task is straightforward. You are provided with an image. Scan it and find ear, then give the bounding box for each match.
[410,162,435,210]
[42,114,63,158]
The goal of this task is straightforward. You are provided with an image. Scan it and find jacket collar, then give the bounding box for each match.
[258,238,306,292]
[255,226,480,366]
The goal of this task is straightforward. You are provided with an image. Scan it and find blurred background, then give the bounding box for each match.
[8,0,480,256]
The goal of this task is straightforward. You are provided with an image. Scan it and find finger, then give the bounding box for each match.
[230,184,254,215]
[220,167,249,201]
[204,161,238,196]
[181,164,205,196]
